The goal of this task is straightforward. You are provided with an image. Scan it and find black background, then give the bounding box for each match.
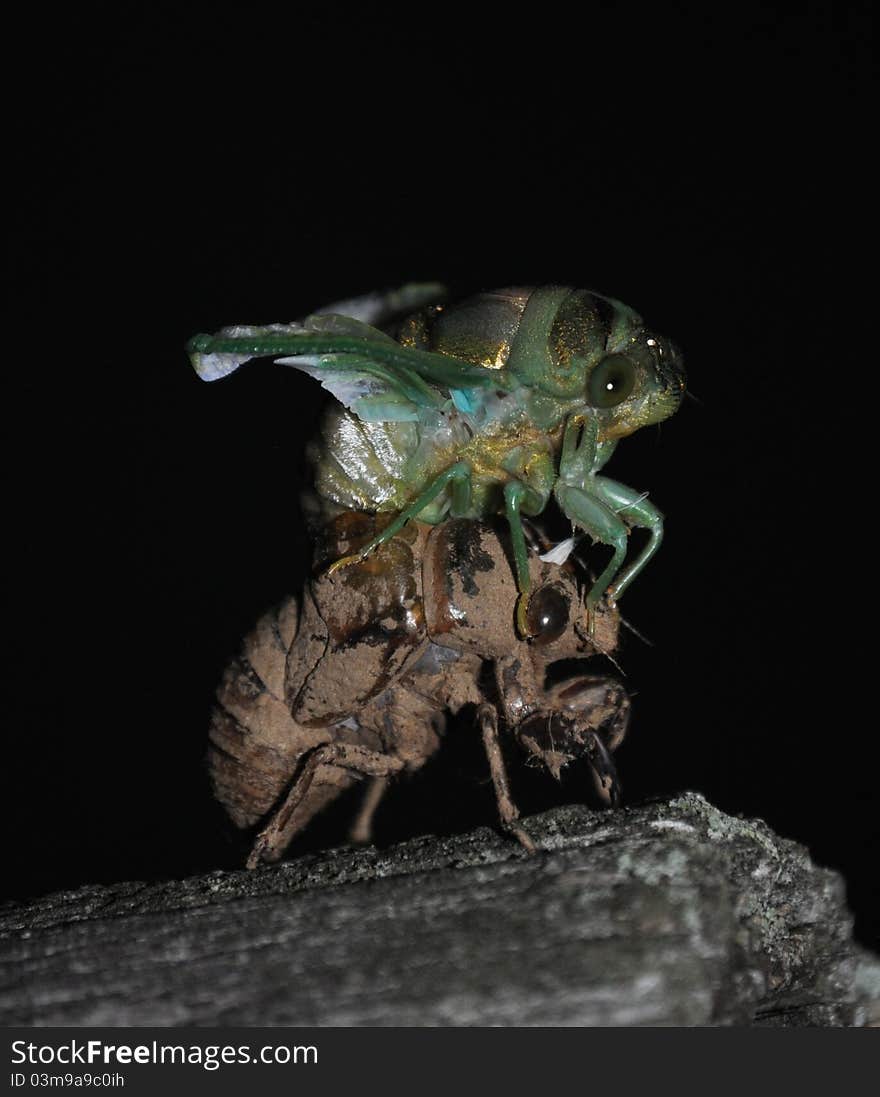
[7,6,876,947]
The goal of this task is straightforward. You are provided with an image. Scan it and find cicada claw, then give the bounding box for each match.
[587,603,601,640]
[585,585,617,636]
[515,592,533,639]
[324,551,366,578]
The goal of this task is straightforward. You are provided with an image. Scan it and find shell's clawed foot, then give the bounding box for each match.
[246,833,271,870]
[348,777,388,845]
[505,821,537,854]
[587,731,623,808]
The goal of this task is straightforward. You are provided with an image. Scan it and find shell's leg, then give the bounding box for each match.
[477,703,535,853]
[247,744,405,869]
[585,731,623,808]
[349,777,389,845]
[504,481,533,634]
[327,461,472,574]
[591,476,664,602]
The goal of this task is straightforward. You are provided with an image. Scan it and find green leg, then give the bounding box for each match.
[592,476,664,601]
[504,481,533,638]
[558,416,598,486]
[450,466,473,517]
[519,452,556,515]
[504,481,532,593]
[328,461,472,571]
[503,452,556,637]
[555,415,662,607]
[554,482,629,611]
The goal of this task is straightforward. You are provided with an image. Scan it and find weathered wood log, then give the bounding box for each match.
[1,794,878,1026]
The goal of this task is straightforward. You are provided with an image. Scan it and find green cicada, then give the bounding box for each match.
[188,284,685,634]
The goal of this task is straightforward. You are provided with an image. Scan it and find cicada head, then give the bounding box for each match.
[505,287,686,438]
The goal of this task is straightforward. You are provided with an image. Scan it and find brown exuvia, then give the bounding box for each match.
[208,516,630,867]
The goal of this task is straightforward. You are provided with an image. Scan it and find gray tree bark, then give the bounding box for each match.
[2,794,878,1026]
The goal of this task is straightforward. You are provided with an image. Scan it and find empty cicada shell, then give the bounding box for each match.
[208,517,630,867]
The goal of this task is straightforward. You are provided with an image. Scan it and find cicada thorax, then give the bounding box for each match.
[206,594,384,835]
[392,287,532,370]
[391,286,632,398]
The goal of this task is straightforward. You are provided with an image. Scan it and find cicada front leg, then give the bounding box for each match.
[554,415,664,615]
[590,477,664,603]
[553,417,625,618]
[554,484,628,614]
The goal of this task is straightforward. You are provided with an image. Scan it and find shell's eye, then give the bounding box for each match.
[527,584,570,645]
[587,354,637,408]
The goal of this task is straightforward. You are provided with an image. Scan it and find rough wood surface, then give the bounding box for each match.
[2,794,878,1027]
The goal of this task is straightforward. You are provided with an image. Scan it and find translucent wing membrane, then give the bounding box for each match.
[188,287,516,423]
[286,355,425,421]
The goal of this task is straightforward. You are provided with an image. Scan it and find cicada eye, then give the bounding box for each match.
[587,354,637,409]
[527,584,571,645]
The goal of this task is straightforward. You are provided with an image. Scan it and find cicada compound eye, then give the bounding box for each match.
[587,354,637,408]
[527,584,571,646]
